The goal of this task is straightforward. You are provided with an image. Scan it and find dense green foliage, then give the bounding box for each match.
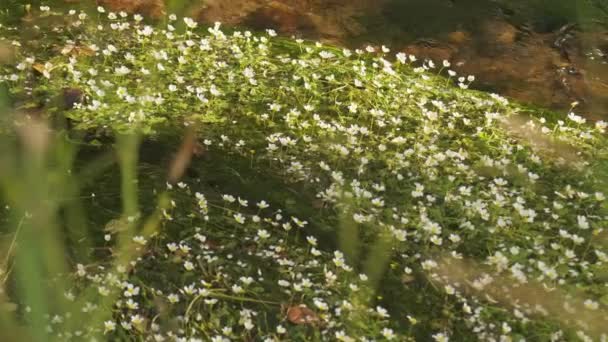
[0,6,607,341]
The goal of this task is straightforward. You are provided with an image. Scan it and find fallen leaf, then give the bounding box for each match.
[32,63,46,74]
[60,44,74,55]
[75,46,95,57]
[286,305,319,325]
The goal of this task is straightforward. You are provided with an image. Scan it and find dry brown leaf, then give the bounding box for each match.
[59,44,95,57]
[0,42,12,63]
[286,305,319,325]
[32,63,46,74]
[167,129,197,184]
[60,44,74,55]
[74,46,95,57]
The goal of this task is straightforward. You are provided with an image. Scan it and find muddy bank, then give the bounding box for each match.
[402,21,608,119]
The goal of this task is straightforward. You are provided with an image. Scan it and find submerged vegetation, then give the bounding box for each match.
[0,5,607,341]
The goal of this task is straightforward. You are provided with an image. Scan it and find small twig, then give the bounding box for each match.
[1,214,26,284]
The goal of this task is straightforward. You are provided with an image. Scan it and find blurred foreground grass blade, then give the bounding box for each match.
[79,191,172,338]
[0,118,72,341]
[116,133,141,219]
[54,131,92,262]
[362,230,394,293]
[435,255,608,339]
[338,201,360,265]
[165,0,194,20]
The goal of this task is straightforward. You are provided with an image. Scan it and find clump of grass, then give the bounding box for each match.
[0,5,607,341]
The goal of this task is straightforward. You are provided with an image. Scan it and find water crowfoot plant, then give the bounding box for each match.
[0,5,607,341]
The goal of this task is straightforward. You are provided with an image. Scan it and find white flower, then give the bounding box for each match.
[123,284,140,297]
[568,112,586,124]
[422,259,438,270]
[348,102,358,113]
[179,244,191,254]
[393,229,407,242]
[577,215,589,229]
[306,236,317,246]
[103,320,116,334]
[183,17,197,29]
[140,26,154,36]
[240,276,254,285]
[167,243,178,252]
[131,314,144,325]
[291,217,307,228]
[168,294,179,303]
[314,298,328,311]
[115,65,131,75]
[335,331,354,342]
[234,213,246,224]
[133,236,147,245]
[412,183,424,198]
[382,328,395,340]
[433,333,449,342]
[257,229,270,239]
[98,286,110,296]
[319,51,335,59]
[184,261,195,271]
[371,197,384,207]
[584,299,599,310]
[243,67,255,79]
[376,306,389,318]
[222,194,236,203]
[396,52,407,64]
[125,298,138,310]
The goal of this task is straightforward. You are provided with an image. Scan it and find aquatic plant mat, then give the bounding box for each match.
[0,6,607,341]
